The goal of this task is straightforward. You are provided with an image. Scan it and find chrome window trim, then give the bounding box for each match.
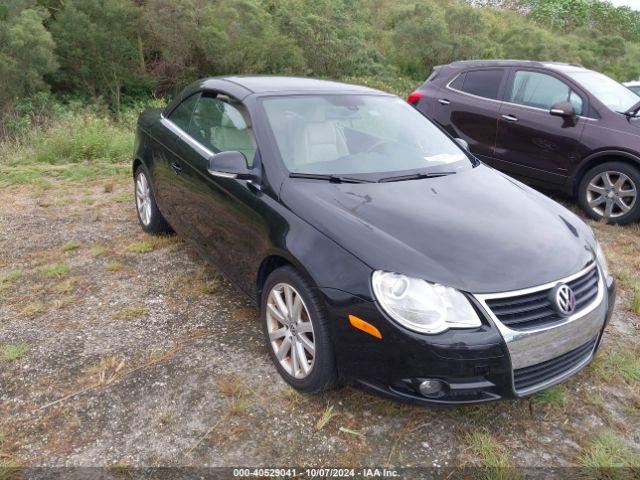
[162,114,215,158]
[473,262,606,396]
[445,73,504,105]
[445,75,598,122]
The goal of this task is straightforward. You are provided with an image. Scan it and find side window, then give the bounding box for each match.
[168,93,200,131]
[189,95,257,166]
[452,69,503,100]
[449,73,466,91]
[510,71,583,115]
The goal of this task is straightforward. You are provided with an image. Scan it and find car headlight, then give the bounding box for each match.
[371,271,481,334]
[595,241,610,278]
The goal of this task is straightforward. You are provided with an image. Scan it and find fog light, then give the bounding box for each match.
[418,379,446,397]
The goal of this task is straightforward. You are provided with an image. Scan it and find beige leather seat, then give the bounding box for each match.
[292,120,349,167]
[212,113,256,164]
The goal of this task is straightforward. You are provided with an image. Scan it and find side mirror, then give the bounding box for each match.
[455,137,469,151]
[550,101,576,119]
[207,151,253,180]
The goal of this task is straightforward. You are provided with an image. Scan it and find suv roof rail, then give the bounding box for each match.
[449,59,543,66]
[448,59,585,69]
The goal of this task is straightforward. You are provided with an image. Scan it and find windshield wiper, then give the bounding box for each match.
[289,173,373,184]
[623,100,640,116]
[378,171,456,183]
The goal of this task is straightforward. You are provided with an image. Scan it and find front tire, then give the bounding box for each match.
[261,266,337,393]
[578,161,640,225]
[134,165,172,234]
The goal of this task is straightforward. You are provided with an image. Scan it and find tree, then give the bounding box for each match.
[266,0,381,78]
[143,0,305,91]
[389,1,451,78]
[0,1,58,109]
[49,0,147,113]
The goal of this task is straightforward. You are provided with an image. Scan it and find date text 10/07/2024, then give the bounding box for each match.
[232,468,400,478]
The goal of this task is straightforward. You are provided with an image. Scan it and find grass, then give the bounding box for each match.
[581,431,640,477]
[200,278,220,295]
[465,431,517,480]
[61,240,80,252]
[0,270,22,284]
[0,109,133,187]
[125,235,180,255]
[533,385,568,409]
[54,295,74,309]
[113,306,148,320]
[0,344,29,361]
[216,375,250,416]
[50,278,76,294]
[33,115,132,165]
[90,244,107,258]
[126,240,154,254]
[338,426,363,437]
[40,263,70,279]
[595,350,640,383]
[316,405,336,430]
[105,261,125,272]
[631,290,640,315]
[158,411,172,426]
[19,301,45,317]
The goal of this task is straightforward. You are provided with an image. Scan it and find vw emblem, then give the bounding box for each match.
[552,284,576,316]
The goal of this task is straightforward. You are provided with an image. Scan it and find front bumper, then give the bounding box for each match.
[322,267,616,405]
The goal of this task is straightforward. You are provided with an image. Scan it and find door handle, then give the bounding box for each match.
[438,99,451,105]
[501,114,518,123]
[170,161,183,173]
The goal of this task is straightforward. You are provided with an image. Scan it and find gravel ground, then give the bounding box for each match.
[0,176,638,474]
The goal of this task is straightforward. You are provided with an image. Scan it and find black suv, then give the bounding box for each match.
[409,60,640,224]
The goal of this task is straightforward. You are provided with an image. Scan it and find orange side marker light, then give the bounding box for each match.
[348,315,382,340]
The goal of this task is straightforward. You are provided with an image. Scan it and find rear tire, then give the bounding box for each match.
[261,266,337,393]
[134,164,172,234]
[578,161,640,225]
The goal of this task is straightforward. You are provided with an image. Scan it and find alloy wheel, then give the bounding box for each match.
[135,172,152,226]
[586,171,637,219]
[266,282,315,379]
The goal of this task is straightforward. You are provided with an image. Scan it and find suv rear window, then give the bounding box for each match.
[450,69,503,100]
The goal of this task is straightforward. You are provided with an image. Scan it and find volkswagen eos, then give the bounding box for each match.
[132,76,615,404]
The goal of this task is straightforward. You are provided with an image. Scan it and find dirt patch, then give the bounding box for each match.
[0,176,638,469]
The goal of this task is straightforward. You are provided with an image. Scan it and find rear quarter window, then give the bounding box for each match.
[450,69,504,100]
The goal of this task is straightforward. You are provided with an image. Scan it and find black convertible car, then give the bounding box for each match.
[133,76,615,404]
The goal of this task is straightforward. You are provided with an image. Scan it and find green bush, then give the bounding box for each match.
[30,114,133,165]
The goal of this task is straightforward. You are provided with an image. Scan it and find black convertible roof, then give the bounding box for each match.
[199,76,386,98]
[166,76,391,114]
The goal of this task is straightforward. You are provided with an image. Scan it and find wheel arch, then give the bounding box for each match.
[132,157,144,178]
[571,150,640,195]
[255,250,317,306]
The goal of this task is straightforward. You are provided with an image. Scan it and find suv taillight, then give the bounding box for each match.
[407,91,423,106]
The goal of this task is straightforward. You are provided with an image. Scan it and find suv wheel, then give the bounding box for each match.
[261,266,337,393]
[578,162,640,225]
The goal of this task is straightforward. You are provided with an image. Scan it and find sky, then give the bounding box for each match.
[607,0,640,10]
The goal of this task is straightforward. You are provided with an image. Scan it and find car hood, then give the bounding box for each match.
[280,165,596,294]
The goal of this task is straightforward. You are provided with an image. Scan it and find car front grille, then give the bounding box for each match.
[485,264,599,330]
[513,337,597,392]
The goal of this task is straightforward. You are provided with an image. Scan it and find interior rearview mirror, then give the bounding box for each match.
[549,101,576,119]
[207,151,253,180]
[455,138,469,151]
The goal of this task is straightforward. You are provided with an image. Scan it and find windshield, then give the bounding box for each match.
[261,95,472,177]
[566,70,639,113]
